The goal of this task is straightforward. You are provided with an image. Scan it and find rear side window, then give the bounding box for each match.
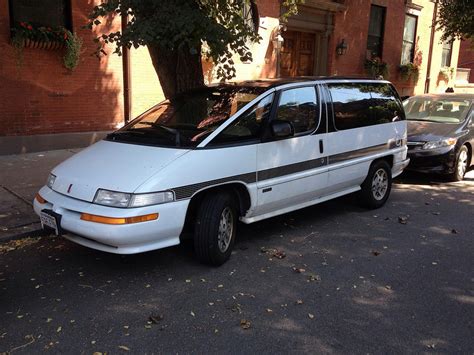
[276,87,319,134]
[328,83,404,130]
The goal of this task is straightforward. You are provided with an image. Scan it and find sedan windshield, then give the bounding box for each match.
[403,97,471,123]
[107,86,266,148]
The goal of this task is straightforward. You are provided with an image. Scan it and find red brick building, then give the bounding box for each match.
[0,0,472,154]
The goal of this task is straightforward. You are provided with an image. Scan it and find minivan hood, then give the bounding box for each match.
[50,140,189,202]
[407,120,460,142]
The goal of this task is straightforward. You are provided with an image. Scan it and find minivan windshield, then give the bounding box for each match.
[107,86,266,148]
[403,96,471,123]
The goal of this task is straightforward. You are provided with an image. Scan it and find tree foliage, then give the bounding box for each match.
[87,0,303,96]
[437,0,474,41]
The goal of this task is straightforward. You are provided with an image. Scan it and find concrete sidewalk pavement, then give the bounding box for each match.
[0,149,80,241]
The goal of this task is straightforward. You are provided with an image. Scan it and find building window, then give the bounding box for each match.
[367,5,386,59]
[8,0,72,30]
[441,40,453,67]
[401,15,417,64]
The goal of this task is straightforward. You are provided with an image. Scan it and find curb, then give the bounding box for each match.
[0,226,49,243]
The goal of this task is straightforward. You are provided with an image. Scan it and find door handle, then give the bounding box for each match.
[319,139,324,154]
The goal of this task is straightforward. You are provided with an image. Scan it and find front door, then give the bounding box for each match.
[280,31,316,77]
[255,85,328,217]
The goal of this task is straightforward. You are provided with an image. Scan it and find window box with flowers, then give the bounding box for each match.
[399,62,420,82]
[10,22,82,71]
[364,57,389,79]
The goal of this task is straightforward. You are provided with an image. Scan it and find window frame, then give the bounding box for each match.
[441,40,453,67]
[327,82,405,132]
[8,0,73,32]
[367,4,386,59]
[270,85,321,138]
[206,92,275,148]
[401,14,418,64]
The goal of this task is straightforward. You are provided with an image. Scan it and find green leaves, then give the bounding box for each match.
[437,0,474,41]
[87,0,302,96]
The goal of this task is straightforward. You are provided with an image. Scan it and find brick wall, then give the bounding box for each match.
[458,39,474,83]
[0,0,124,137]
[328,0,406,84]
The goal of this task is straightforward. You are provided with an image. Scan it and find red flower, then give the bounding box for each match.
[27,25,33,30]
[63,33,68,40]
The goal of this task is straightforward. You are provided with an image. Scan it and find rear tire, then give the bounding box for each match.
[449,145,469,182]
[359,160,392,209]
[194,191,237,266]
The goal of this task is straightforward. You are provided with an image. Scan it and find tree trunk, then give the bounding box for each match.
[148,43,205,99]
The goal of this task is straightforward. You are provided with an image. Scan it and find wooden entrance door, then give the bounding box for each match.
[280,31,316,77]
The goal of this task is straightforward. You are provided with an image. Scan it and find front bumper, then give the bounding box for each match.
[33,186,189,254]
[407,146,456,174]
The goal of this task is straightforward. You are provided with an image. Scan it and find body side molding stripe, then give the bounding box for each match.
[171,143,393,200]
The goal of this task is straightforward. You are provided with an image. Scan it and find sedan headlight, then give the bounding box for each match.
[422,138,457,150]
[93,189,175,208]
[46,174,56,188]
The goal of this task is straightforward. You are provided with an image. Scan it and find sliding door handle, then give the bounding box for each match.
[319,139,324,154]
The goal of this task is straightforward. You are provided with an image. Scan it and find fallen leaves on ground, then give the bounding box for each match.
[260,247,286,259]
[292,267,306,273]
[149,314,163,323]
[398,216,409,224]
[118,345,130,351]
[0,237,41,254]
[308,313,315,319]
[240,319,251,329]
[371,250,381,256]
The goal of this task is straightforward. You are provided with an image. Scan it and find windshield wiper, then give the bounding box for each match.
[140,122,183,146]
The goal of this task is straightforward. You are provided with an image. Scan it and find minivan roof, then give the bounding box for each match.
[224,76,390,89]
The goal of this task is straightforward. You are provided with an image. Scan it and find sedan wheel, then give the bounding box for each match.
[451,146,469,182]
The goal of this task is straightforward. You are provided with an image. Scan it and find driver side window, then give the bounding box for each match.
[209,94,274,146]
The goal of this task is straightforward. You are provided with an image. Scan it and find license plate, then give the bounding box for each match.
[40,211,60,235]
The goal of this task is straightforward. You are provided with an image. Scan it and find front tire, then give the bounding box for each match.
[194,192,237,266]
[450,145,469,182]
[359,160,392,209]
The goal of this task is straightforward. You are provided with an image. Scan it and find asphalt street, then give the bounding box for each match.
[1,171,473,354]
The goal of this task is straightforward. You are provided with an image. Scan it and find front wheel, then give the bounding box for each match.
[194,192,237,266]
[359,160,392,209]
[450,145,469,182]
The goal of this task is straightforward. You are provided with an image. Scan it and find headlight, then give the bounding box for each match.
[422,138,457,150]
[94,189,131,208]
[93,189,175,208]
[46,174,56,188]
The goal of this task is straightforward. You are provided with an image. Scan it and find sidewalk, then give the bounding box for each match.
[0,149,80,241]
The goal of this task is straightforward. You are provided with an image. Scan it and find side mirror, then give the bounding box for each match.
[270,120,294,139]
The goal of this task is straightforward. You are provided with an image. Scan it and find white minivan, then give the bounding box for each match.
[34,78,409,265]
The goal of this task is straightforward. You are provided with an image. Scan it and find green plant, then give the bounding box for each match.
[364,58,389,78]
[63,31,82,70]
[399,62,420,82]
[9,22,82,71]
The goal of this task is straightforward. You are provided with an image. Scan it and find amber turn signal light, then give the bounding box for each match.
[35,193,47,204]
[80,213,159,225]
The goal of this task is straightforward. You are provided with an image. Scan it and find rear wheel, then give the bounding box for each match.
[359,160,392,209]
[194,191,237,266]
[450,145,469,182]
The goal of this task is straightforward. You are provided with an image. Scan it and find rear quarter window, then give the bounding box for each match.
[328,83,404,130]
